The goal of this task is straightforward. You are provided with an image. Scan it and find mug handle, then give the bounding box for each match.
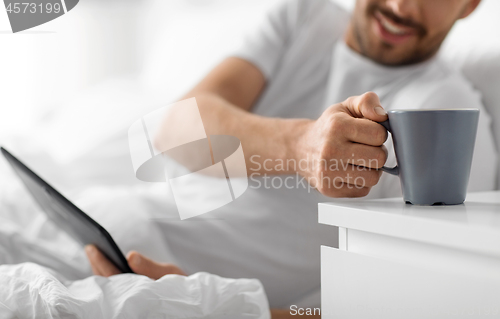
[379,120,399,176]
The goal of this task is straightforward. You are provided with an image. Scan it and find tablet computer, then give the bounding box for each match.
[1,147,133,273]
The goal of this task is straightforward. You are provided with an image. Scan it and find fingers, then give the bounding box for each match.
[314,170,376,198]
[319,135,387,169]
[316,164,381,187]
[341,92,388,123]
[332,166,383,188]
[85,245,121,277]
[325,107,387,147]
[342,143,388,169]
[297,92,390,198]
[341,115,388,146]
[84,245,186,280]
[84,245,187,280]
[127,251,186,280]
[325,184,371,198]
[311,161,383,198]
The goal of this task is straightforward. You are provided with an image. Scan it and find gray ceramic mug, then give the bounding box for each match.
[380,109,479,205]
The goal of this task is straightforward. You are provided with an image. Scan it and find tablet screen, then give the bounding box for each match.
[1,147,133,274]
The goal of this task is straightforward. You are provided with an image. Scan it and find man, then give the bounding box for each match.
[87,0,497,316]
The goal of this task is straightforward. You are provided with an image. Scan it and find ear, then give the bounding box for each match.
[459,0,481,19]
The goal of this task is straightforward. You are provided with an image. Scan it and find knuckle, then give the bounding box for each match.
[328,113,345,134]
[362,91,378,103]
[358,92,380,112]
[357,93,369,106]
[343,95,356,106]
[326,103,341,114]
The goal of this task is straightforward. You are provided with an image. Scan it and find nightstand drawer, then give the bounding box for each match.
[321,245,500,319]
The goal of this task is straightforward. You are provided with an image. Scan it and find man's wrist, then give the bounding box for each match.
[281,118,314,175]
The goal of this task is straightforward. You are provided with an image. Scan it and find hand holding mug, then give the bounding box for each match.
[295,92,389,197]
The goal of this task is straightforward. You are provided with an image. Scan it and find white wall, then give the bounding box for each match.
[0,0,282,159]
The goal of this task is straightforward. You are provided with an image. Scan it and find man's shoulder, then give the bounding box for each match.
[424,59,482,108]
[424,59,474,91]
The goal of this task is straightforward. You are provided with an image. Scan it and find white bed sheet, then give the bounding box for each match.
[0,263,268,319]
[0,159,270,318]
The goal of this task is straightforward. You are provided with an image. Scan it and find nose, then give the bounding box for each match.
[385,0,419,20]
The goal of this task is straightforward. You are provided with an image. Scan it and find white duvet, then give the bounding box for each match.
[0,263,267,319]
[0,150,270,319]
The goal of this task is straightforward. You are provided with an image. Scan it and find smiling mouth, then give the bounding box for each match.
[373,10,420,44]
[376,11,411,35]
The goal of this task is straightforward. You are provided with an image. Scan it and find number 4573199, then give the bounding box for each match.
[6,3,62,14]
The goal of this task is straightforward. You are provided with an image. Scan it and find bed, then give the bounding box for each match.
[0,0,499,318]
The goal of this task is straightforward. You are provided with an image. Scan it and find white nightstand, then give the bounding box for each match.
[319,191,500,319]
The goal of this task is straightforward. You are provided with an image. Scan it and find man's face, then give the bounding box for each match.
[346,0,480,65]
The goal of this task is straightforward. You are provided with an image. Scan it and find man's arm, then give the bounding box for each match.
[155,57,389,198]
[154,57,300,176]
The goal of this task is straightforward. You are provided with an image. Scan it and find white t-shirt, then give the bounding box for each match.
[159,0,498,309]
[235,0,496,198]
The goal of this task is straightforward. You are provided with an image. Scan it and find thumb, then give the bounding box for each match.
[127,251,186,280]
[341,92,388,122]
